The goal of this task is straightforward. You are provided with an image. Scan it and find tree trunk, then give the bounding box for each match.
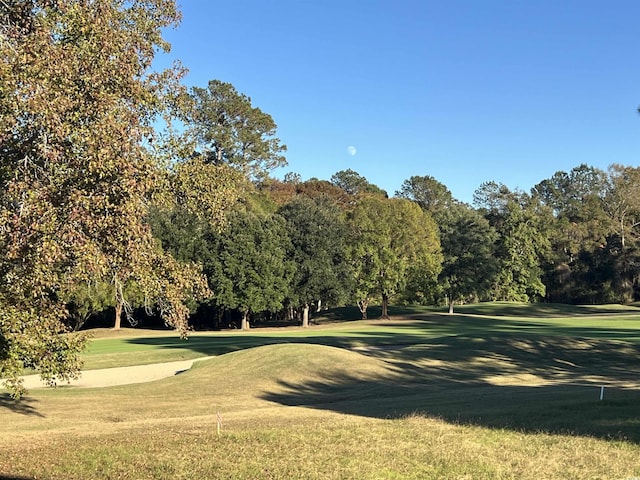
[241,310,250,330]
[114,299,123,330]
[448,299,454,314]
[302,304,310,328]
[357,299,368,319]
[381,293,390,319]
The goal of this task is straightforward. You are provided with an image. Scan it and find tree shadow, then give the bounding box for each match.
[124,310,640,359]
[450,302,640,317]
[0,394,44,417]
[261,334,640,443]
[122,327,443,357]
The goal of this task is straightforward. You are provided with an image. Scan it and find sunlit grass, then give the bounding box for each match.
[3,302,640,478]
[80,302,640,370]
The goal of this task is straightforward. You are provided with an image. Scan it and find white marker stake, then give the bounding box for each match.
[600,386,605,401]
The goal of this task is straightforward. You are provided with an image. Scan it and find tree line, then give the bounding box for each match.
[85,159,640,333]
[1,0,639,397]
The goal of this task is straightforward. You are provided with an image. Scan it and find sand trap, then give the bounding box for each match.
[14,357,212,390]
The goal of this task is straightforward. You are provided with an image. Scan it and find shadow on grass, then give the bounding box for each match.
[260,333,640,443]
[123,311,640,358]
[0,394,43,417]
[315,302,640,322]
[0,475,36,480]
[88,312,640,442]
[263,372,640,442]
[124,314,640,442]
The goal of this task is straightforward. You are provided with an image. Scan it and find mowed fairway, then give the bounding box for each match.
[3,303,640,479]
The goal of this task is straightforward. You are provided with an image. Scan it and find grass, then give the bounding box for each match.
[2,302,640,478]
[80,302,640,369]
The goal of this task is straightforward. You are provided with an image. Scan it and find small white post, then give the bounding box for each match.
[599,386,605,401]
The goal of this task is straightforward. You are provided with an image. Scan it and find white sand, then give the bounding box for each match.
[13,357,212,390]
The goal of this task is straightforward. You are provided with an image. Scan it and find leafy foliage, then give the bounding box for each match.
[439,204,498,311]
[0,0,207,397]
[475,183,549,302]
[278,196,352,326]
[330,169,388,197]
[346,197,441,319]
[395,175,455,215]
[186,79,287,180]
[206,208,294,329]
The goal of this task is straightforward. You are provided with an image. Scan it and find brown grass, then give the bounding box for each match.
[2,320,640,479]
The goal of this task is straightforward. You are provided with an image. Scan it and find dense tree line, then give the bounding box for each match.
[2,0,640,397]
[153,160,640,329]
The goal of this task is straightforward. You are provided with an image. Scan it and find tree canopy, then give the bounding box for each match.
[278,196,352,326]
[186,79,287,180]
[346,197,441,319]
[206,208,294,330]
[0,0,207,397]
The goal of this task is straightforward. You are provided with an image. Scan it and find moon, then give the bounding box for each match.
[347,145,357,156]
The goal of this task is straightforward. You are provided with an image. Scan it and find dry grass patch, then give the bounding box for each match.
[1,412,639,479]
[3,319,640,479]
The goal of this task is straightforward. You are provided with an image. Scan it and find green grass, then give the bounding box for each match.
[3,302,640,479]
[80,302,640,369]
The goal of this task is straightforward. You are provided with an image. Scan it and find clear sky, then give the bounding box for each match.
[155,0,640,203]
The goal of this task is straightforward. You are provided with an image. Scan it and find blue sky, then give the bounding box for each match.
[156,0,640,203]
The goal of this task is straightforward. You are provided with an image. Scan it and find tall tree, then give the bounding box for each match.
[532,165,613,303]
[278,196,351,326]
[603,164,640,250]
[186,79,287,180]
[601,164,640,302]
[532,164,609,257]
[439,204,498,313]
[346,197,441,319]
[395,175,455,215]
[330,169,388,197]
[206,209,294,330]
[397,175,498,311]
[474,183,549,302]
[0,0,207,397]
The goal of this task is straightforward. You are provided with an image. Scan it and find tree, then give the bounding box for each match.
[600,164,640,302]
[261,177,354,210]
[206,209,294,330]
[278,196,351,327]
[0,0,208,397]
[346,197,441,319]
[330,169,388,197]
[531,165,615,303]
[395,175,455,215]
[396,175,497,311]
[603,164,640,250]
[186,79,287,180]
[532,164,609,257]
[439,204,498,313]
[474,183,549,302]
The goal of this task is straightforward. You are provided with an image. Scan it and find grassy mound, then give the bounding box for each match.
[188,343,390,382]
[4,312,640,479]
[158,343,397,410]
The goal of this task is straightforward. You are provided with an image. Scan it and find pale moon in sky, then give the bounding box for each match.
[347,145,357,156]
